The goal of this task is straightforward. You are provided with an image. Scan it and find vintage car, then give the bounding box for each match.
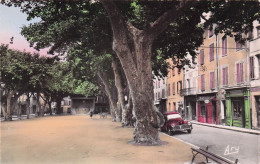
[161,112,192,135]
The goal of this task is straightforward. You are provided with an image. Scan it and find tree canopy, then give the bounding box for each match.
[2,0,259,144]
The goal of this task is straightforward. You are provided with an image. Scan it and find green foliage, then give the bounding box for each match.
[2,0,259,77]
[0,44,98,101]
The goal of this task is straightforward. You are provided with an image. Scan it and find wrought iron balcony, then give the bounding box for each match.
[180,88,197,96]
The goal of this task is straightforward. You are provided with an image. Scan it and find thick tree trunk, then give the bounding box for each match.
[111,59,134,126]
[116,99,122,122]
[56,97,62,114]
[37,93,44,117]
[101,0,191,144]
[6,90,17,121]
[1,103,7,120]
[123,93,133,127]
[98,72,118,121]
[26,96,30,119]
[48,102,53,115]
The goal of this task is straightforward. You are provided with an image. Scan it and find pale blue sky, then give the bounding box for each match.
[0,4,48,55]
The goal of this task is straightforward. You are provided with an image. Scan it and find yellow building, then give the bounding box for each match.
[166,58,184,115]
[196,25,251,128]
[197,26,218,124]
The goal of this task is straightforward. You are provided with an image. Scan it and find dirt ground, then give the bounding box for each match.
[1,115,205,164]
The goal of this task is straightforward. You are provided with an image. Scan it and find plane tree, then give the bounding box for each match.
[3,0,260,144]
[0,44,57,120]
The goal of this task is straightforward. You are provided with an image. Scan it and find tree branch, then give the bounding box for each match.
[146,1,196,39]
[100,0,128,41]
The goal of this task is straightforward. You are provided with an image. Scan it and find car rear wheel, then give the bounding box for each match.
[187,129,192,133]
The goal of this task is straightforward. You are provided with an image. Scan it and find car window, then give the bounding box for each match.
[167,114,181,120]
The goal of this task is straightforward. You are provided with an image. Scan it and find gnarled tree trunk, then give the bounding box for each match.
[98,71,118,121]
[112,59,133,126]
[100,0,192,144]
[6,90,17,121]
[1,103,7,120]
[37,92,44,117]
[55,96,63,114]
[26,94,31,119]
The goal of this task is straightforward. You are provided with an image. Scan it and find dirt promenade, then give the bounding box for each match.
[1,115,204,164]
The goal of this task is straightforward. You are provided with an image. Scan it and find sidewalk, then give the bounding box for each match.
[1,115,206,164]
[191,121,260,135]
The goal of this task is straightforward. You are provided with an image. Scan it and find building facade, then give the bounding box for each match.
[249,21,260,130]
[192,25,253,128]
[153,76,167,114]
[166,58,184,116]
[197,26,218,124]
[181,55,198,121]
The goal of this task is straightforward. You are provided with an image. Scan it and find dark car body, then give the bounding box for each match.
[161,112,192,135]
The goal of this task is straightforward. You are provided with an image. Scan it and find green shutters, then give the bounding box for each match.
[226,90,251,129]
[244,90,251,129]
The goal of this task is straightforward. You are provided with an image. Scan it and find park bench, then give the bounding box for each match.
[191,146,238,164]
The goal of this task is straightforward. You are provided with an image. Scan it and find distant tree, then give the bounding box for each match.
[0,44,56,120]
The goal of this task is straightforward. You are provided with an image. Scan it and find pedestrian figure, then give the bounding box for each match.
[90,111,93,119]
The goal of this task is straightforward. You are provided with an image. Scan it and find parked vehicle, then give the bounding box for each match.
[161,112,192,135]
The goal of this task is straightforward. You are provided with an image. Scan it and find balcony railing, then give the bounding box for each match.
[180,88,197,96]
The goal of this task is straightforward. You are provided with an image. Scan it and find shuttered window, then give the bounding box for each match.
[162,89,165,98]
[208,26,213,37]
[236,41,242,51]
[168,84,170,96]
[250,57,255,79]
[222,37,227,56]
[210,72,215,89]
[209,43,214,61]
[222,67,228,86]
[236,63,244,84]
[200,49,204,65]
[172,82,175,95]
[201,74,205,91]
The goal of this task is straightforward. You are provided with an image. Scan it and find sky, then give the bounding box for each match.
[0,4,49,55]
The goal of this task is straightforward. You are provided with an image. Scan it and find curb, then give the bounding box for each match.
[191,121,260,135]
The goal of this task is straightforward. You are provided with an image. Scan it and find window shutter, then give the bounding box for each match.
[222,37,227,56]
[222,68,226,85]
[240,63,244,82]
[222,38,225,56]
[236,63,239,83]
[210,72,215,89]
[210,44,214,61]
[168,84,171,96]
[200,49,204,65]
[226,67,228,85]
[201,75,205,91]
[173,82,175,95]
[250,57,255,79]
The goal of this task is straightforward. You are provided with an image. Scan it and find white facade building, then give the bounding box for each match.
[249,20,260,130]
[153,76,167,114]
[182,55,198,120]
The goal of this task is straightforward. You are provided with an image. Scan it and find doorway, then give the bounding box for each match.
[255,96,260,128]
[231,97,245,127]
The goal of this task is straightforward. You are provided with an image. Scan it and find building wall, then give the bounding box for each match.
[197,28,218,94]
[218,34,249,88]
[249,20,260,129]
[183,55,198,121]
[153,76,167,114]
[153,76,167,102]
[166,58,184,114]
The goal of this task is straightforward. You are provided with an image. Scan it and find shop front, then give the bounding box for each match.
[197,94,218,124]
[226,89,251,129]
[184,95,197,121]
